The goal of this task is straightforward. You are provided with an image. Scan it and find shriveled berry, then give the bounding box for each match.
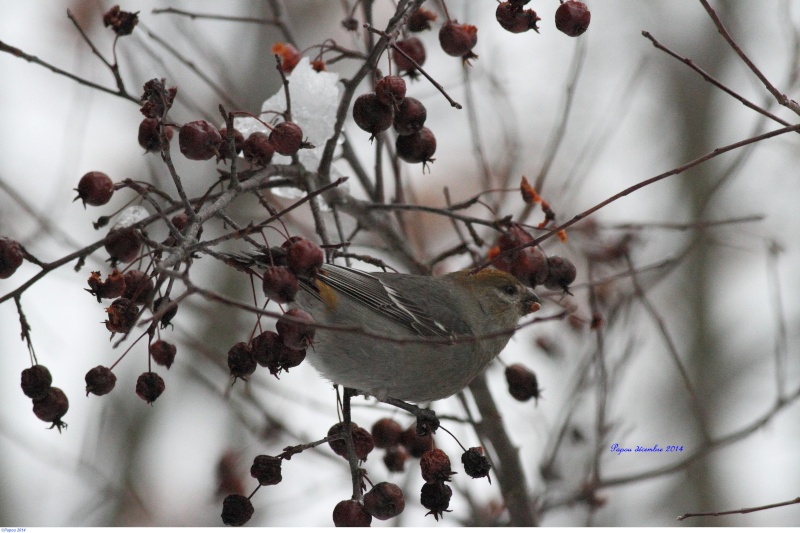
[0,237,23,279]
[154,296,178,329]
[122,269,154,304]
[228,342,256,380]
[218,127,245,160]
[364,482,405,520]
[383,446,409,473]
[33,387,69,429]
[393,37,426,73]
[75,171,114,207]
[136,371,165,404]
[407,7,437,32]
[269,121,305,156]
[250,330,282,369]
[462,446,491,480]
[85,365,117,396]
[250,455,282,486]
[420,449,453,483]
[105,298,139,334]
[396,127,436,166]
[371,418,403,449]
[285,238,323,278]
[333,499,373,527]
[496,2,540,33]
[505,363,541,403]
[328,422,374,461]
[103,5,138,36]
[140,78,176,119]
[86,269,126,302]
[352,93,393,140]
[400,423,434,458]
[262,266,299,303]
[179,120,222,160]
[393,97,427,136]
[375,76,406,107]
[555,0,591,37]
[221,494,254,527]
[242,131,274,166]
[420,481,452,521]
[21,365,52,400]
[277,309,315,350]
[138,118,173,152]
[543,255,577,291]
[104,227,142,264]
[439,21,478,61]
[271,42,302,74]
[149,340,177,369]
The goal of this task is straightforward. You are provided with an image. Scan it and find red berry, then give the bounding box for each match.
[250,330,282,369]
[179,120,222,160]
[285,238,324,278]
[396,127,436,166]
[21,364,52,400]
[75,171,114,207]
[420,449,453,483]
[103,5,138,36]
[250,455,282,486]
[392,37,426,73]
[138,118,173,152]
[333,499,373,527]
[221,494,254,527]
[543,255,577,290]
[393,97,427,136]
[242,131,274,166]
[352,93,394,140]
[363,482,405,520]
[407,7,437,32]
[122,269,154,304]
[261,266,299,303]
[383,446,409,473]
[149,340,177,369]
[218,127,245,160]
[269,121,305,156]
[32,387,69,429]
[271,42,302,74]
[328,422,374,461]
[86,269,126,301]
[85,365,117,396]
[0,237,23,279]
[375,75,407,107]
[439,21,478,60]
[400,423,435,458]
[371,418,403,449]
[136,371,165,404]
[105,297,140,334]
[104,227,142,264]
[555,1,591,37]
[496,2,540,33]
[505,363,541,403]
[420,481,452,521]
[227,341,256,380]
[461,446,492,480]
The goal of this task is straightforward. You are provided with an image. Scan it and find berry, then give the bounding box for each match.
[277,309,315,350]
[250,455,282,486]
[86,269,126,301]
[122,269,154,304]
[103,5,138,36]
[221,494,254,527]
[328,422,374,461]
[0,237,23,278]
[505,363,541,403]
[21,365,52,400]
[261,266,299,303]
[375,75,406,107]
[85,365,117,396]
[400,423,434,458]
[543,255,577,291]
[407,7,437,32]
[218,127,245,160]
[371,418,403,449]
[32,387,69,429]
[383,446,409,473]
[496,2,540,34]
[333,499,373,527]
[420,449,453,483]
[439,21,478,61]
[104,227,142,264]
[352,93,394,140]
[250,330,282,369]
[461,447,491,480]
[105,298,139,334]
[555,1,591,37]
[285,238,324,278]
[140,78,176,119]
[136,371,165,404]
[396,127,436,166]
[75,171,114,207]
[420,481,452,521]
[363,482,405,520]
[138,118,172,152]
[269,121,305,156]
[149,340,177,369]
[393,97,427,136]
[242,131,274,166]
[179,120,222,160]
[392,37,426,74]
[271,42,302,73]
[227,341,257,380]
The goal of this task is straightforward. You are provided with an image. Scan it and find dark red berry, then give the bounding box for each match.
[103,5,139,36]
[371,418,403,449]
[393,37,426,73]
[400,423,434,458]
[218,127,245,160]
[0,237,23,279]
[439,21,478,61]
[555,1,591,37]
[105,297,139,334]
[228,342,257,381]
[328,422,375,461]
[383,446,409,472]
[86,269,126,302]
[505,363,541,403]
[271,42,302,74]
[85,365,117,396]
[179,120,222,160]
[149,340,177,369]
[221,494,254,527]
[104,227,142,264]
[333,499,373,527]
[364,482,405,520]
[250,455,282,486]
[393,97,427,136]
[396,127,436,166]
[33,387,69,429]
[122,269,154,304]
[262,266,299,303]
[543,255,577,291]
[170,211,190,231]
[277,344,306,372]
[21,365,52,400]
[285,238,324,278]
[352,93,394,140]
[138,118,173,152]
[496,2,540,33]
[250,330,282,369]
[375,76,407,107]
[420,449,454,483]
[420,481,452,521]
[269,121,304,156]
[242,131,274,166]
[407,7,437,32]
[75,171,114,207]
[276,309,315,350]
[462,446,492,480]
[136,371,165,404]
[140,78,176,119]
[510,248,549,288]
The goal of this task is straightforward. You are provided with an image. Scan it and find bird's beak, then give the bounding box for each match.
[522,290,541,315]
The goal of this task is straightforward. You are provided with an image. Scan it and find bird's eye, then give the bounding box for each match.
[501,284,518,296]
